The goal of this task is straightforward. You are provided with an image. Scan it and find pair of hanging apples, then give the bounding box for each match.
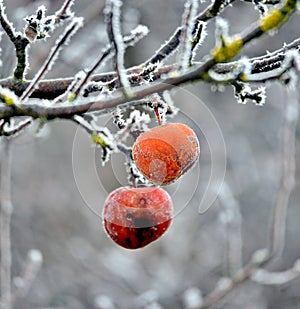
[102,122,200,249]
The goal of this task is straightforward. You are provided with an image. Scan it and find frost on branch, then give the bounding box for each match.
[24,0,75,42]
[0,29,2,67]
[73,114,116,165]
[19,17,84,103]
[252,0,268,17]
[105,0,131,96]
[251,248,270,264]
[92,127,116,165]
[177,0,199,71]
[162,91,179,118]
[215,17,229,47]
[115,109,151,141]
[125,151,149,187]
[82,81,105,97]
[209,57,252,82]
[111,108,151,186]
[278,49,300,88]
[249,49,300,83]
[233,83,266,106]
[124,24,149,47]
[190,20,207,63]
[92,108,151,167]
[24,5,55,41]
[112,107,125,129]
[53,70,87,103]
[68,24,150,100]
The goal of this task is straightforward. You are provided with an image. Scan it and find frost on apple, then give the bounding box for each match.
[102,186,173,249]
[132,123,200,186]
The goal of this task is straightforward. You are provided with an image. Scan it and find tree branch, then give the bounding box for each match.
[218,183,243,277]
[143,0,233,66]
[0,138,13,309]
[199,71,299,309]
[19,17,83,103]
[269,84,298,256]
[1,33,299,102]
[0,1,30,80]
[200,249,271,308]
[0,6,298,119]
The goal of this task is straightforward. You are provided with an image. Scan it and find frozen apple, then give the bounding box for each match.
[102,186,173,249]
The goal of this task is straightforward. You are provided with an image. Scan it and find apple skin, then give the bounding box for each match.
[102,186,173,249]
[132,123,200,186]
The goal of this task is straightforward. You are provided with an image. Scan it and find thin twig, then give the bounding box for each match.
[218,183,243,277]
[1,34,300,100]
[105,0,131,96]
[56,0,74,21]
[0,58,214,119]
[0,1,30,80]
[0,1,16,40]
[0,0,297,116]
[269,85,298,256]
[200,250,271,308]
[11,249,43,305]
[72,114,93,134]
[19,17,83,103]
[72,25,149,98]
[0,0,297,96]
[0,138,13,309]
[1,118,32,136]
[200,69,299,309]
[251,259,300,285]
[144,0,233,66]
[177,0,199,71]
[190,20,207,64]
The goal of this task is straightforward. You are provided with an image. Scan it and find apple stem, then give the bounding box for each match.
[154,107,162,125]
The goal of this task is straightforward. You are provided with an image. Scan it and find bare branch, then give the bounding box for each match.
[12,249,43,304]
[199,82,298,309]
[177,0,199,71]
[105,0,131,96]
[218,183,243,277]
[0,1,30,80]
[251,259,300,285]
[69,25,149,101]
[144,0,234,66]
[200,249,271,309]
[0,138,13,309]
[0,0,297,119]
[0,1,16,40]
[0,118,32,136]
[190,20,207,64]
[269,86,298,256]
[55,0,75,21]
[0,58,215,119]
[0,32,299,101]
[19,17,84,103]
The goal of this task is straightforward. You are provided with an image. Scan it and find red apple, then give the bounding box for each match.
[102,186,173,249]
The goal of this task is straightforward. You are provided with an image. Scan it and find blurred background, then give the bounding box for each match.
[1,0,300,308]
